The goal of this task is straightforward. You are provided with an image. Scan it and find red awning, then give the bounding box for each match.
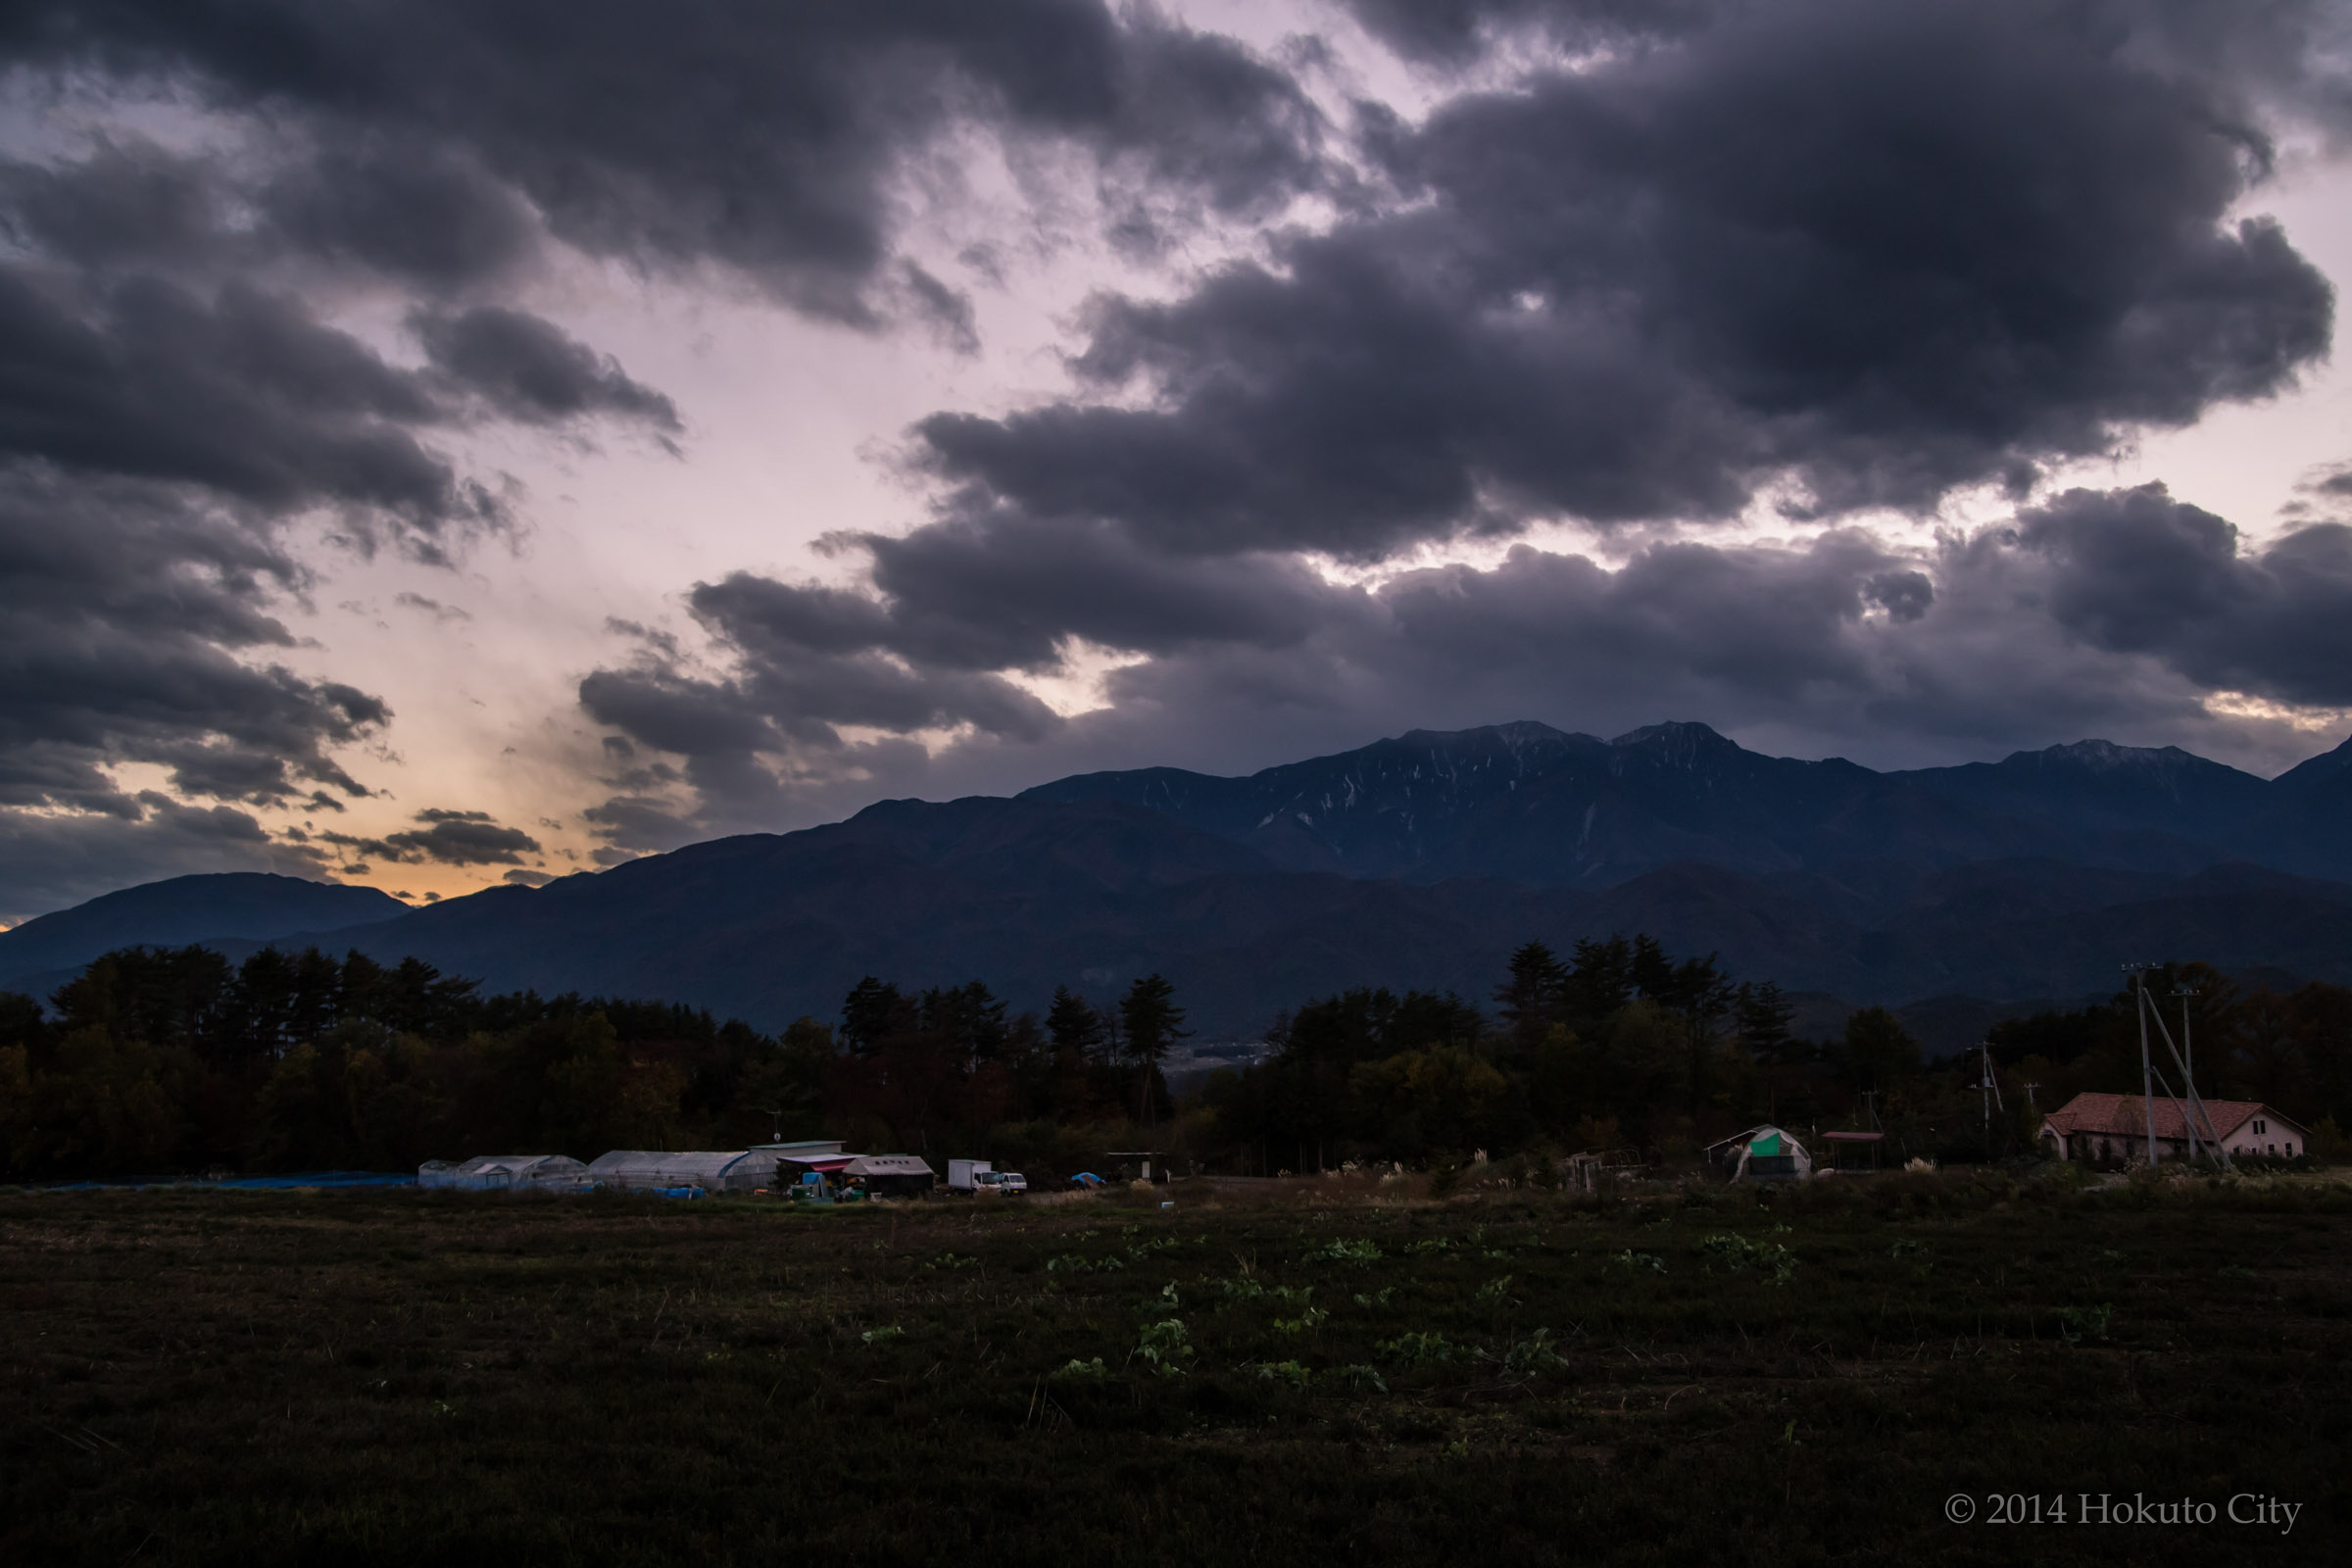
[777,1155,858,1172]
[1821,1131,1885,1142]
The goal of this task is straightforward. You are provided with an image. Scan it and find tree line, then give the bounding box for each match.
[4,940,2347,1180]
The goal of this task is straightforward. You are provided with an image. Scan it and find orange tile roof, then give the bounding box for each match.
[2041,1092,2301,1142]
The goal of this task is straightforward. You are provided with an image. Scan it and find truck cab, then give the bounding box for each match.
[974,1169,1027,1195]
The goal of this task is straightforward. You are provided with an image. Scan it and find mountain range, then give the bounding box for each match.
[8,720,2352,1049]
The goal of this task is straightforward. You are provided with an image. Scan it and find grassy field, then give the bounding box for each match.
[3,1169,2347,1566]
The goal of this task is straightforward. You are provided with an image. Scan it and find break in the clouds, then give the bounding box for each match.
[3,0,2351,913]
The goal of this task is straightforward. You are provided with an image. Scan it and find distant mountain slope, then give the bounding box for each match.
[0,873,409,991]
[250,805,2352,1040]
[19,722,2352,1037]
[1024,721,2282,886]
[2237,731,2352,879]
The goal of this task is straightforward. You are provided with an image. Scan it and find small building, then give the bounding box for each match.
[2039,1094,2311,1163]
[417,1154,589,1192]
[1702,1125,1813,1183]
[776,1149,859,1198]
[841,1153,936,1200]
[1819,1130,1885,1173]
[584,1150,781,1194]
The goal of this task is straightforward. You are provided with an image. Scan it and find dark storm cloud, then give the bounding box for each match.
[917,0,2333,559]
[575,577,1063,804]
[0,138,230,274]
[322,808,543,867]
[1,1,1329,318]
[0,268,478,525]
[263,138,542,291]
[0,471,390,816]
[416,307,681,433]
[2007,484,2352,706]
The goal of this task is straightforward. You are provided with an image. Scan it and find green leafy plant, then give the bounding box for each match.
[1612,1250,1666,1274]
[1378,1330,1457,1366]
[1134,1318,1194,1377]
[1052,1356,1106,1380]
[1250,1359,1311,1390]
[1499,1327,1569,1375]
[860,1325,904,1347]
[1475,1274,1513,1303]
[1272,1306,1329,1335]
[1302,1238,1383,1266]
[1352,1287,1396,1308]
[1699,1234,1795,1284]
[1048,1252,1125,1274]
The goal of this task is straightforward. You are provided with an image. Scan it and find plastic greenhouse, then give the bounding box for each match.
[416,1154,590,1192]
[584,1150,779,1194]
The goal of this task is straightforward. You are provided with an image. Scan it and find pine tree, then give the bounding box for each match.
[1118,973,1191,1130]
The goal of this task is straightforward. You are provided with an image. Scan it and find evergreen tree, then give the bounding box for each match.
[1736,980,1796,1062]
[1118,973,1191,1130]
[1495,942,1566,1050]
[1046,986,1108,1059]
[840,976,904,1057]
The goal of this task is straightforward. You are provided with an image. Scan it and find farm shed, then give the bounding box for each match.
[2039,1095,2310,1163]
[417,1155,589,1192]
[585,1150,780,1194]
[1702,1125,1813,1183]
[776,1150,858,1199]
[1819,1130,1884,1172]
[842,1153,936,1199]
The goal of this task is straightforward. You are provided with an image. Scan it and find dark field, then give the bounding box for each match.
[4,1174,2348,1566]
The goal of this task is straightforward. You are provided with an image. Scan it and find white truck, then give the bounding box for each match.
[947,1159,1027,1195]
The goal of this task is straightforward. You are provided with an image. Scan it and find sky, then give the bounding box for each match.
[4,0,2352,923]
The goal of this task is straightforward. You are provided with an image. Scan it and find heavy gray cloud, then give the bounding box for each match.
[917,0,2333,558]
[416,307,681,434]
[0,472,388,817]
[0,1,1330,317]
[2008,484,2352,706]
[320,808,544,867]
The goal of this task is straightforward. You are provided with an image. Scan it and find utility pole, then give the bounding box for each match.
[2165,983,2202,1162]
[1979,1040,2003,1159]
[2127,965,2159,1165]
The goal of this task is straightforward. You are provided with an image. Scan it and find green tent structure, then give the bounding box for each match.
[1701,1125,1814,1183]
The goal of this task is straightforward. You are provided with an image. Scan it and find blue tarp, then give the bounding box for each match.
[29,1170,415,1193]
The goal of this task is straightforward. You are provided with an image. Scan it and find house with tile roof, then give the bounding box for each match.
[2038,1092,2309,1164]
